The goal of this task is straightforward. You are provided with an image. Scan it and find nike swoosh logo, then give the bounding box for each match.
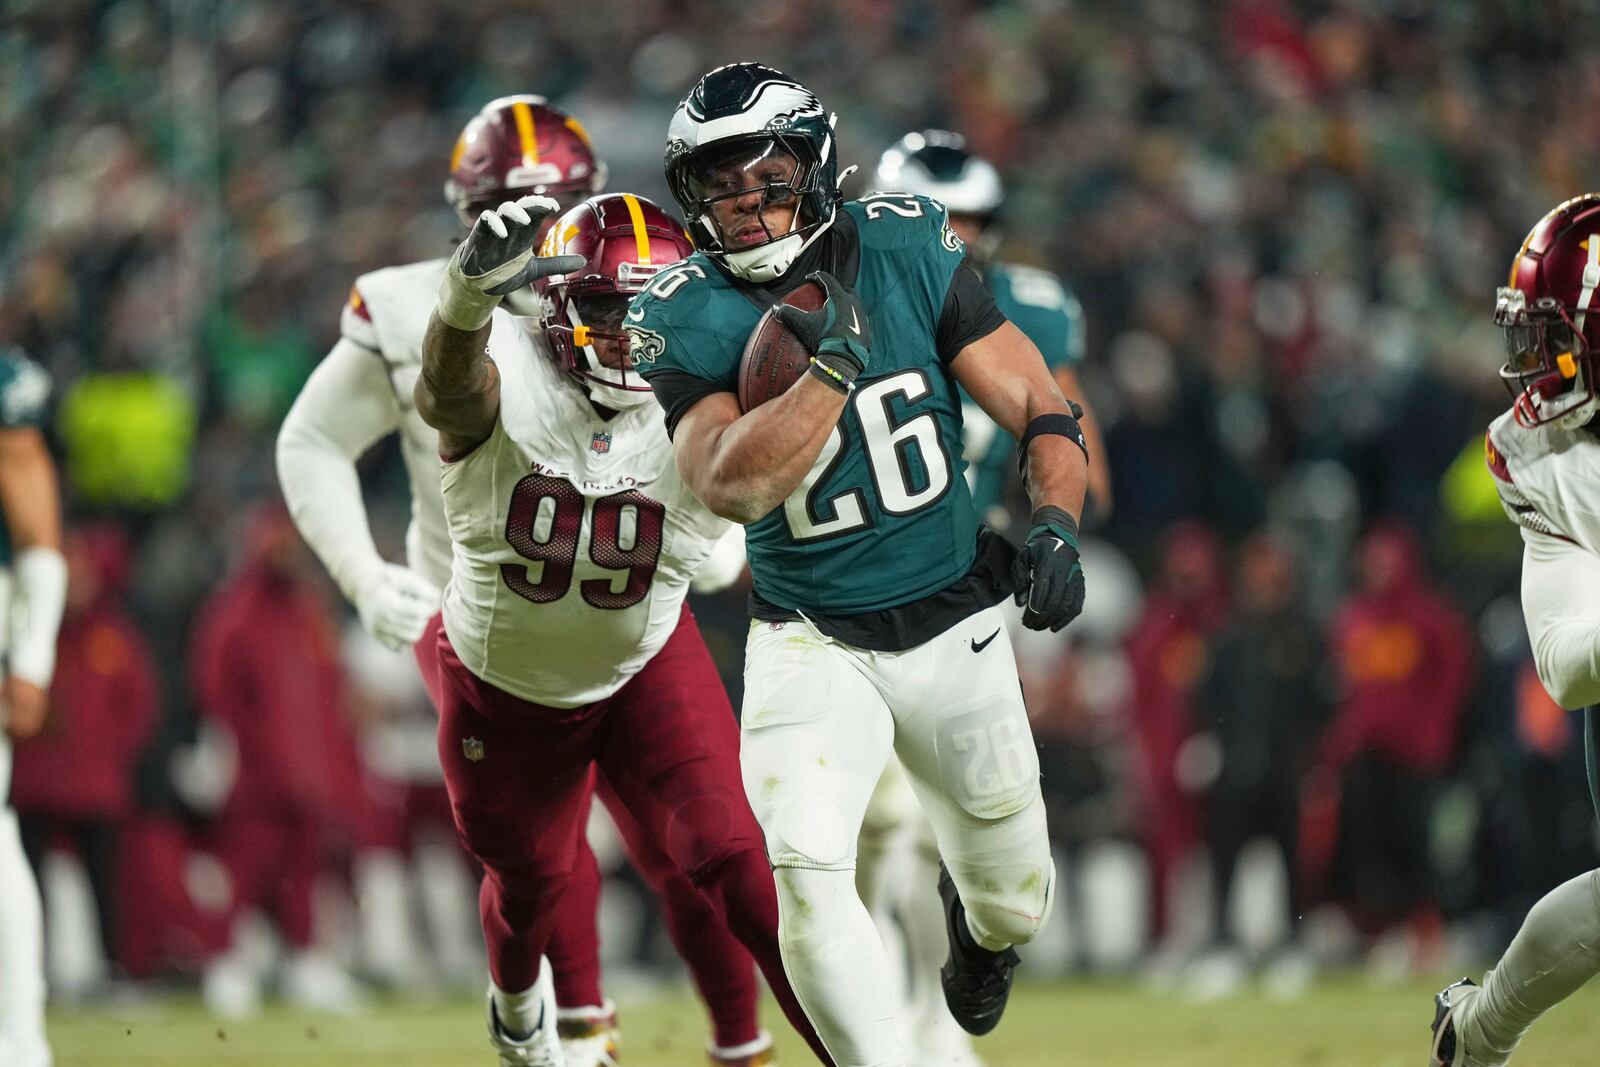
[970,627,1001,653]
[847,307,861,336]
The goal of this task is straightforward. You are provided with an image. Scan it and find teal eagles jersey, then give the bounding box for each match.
[960,263,1084,519]
[629,195,982,617]
[0,349,50,567]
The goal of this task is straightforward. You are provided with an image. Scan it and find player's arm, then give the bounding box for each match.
[951,319,1089,631]
[1519,527,1600,709]
[1053,363,1112,519]
[671,380,845,525]
[414,195,583,456]
[667,271,868,525]
[276,337,440,650]
[0,426,64,741]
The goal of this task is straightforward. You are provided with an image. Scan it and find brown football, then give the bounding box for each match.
[737,280,826,412]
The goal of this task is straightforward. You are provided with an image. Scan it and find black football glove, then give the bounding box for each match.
[771,270,873,380]
[1010,506,1086,633]
[437,195,585,331]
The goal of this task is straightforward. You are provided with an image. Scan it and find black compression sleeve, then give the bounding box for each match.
[936,259,1007,363]
[645,369,728,439]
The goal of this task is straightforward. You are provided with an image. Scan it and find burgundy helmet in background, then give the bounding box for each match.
[1498,193,1600,429]
[444,95,608,227]
[539,194,696,410]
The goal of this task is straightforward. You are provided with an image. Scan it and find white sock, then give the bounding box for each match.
[1460,868,1600,1066]
[493,976,548,1040]
[0,802,48,1066]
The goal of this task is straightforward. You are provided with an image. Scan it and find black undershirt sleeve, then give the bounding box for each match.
[646,369,728,439]
[935,259,1007,363]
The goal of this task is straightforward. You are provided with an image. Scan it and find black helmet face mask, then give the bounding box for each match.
[681,139,810,253]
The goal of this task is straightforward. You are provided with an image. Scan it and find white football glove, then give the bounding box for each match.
[436,195,586,331]
[354,563,443,651]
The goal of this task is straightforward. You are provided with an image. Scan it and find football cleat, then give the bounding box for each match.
[938,864,1020,1036]
[557,1000,620,1067]
[486,988,565,1067]
[1429,977,1479,1067]
[709,1029,775,1067]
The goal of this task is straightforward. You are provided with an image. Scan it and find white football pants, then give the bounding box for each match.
[742,603,1053,1067]
[0,739,50,1067]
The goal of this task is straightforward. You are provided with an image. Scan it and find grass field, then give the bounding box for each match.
[44,975,1600,1066]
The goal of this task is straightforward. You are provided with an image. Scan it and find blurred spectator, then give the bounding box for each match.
[1123,522,1229,948]
[1191,532,1328,988]
[1319,521,1474,969]
[11,523,158,989]
[187,501,366,1017]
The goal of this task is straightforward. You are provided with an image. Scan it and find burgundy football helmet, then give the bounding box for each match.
[1499,193,1600,429]
[444,95,608,227]
[539,194,696,409]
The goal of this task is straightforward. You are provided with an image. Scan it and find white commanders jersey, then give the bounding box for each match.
[440,315,731,708]
[1485,407,1600,550]
[341,258,454,589]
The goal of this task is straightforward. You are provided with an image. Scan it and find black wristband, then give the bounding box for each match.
[1030,505,1079,539]
[808,358,853,395]
[1016,411,1088,472]
[813,346,865,381]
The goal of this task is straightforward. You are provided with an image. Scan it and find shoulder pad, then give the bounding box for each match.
[846,195,952,251]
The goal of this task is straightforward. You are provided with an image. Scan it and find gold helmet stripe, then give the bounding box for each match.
[622,193,651,264]
[512,102,540,166]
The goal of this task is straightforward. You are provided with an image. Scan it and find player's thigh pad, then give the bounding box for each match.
[741,621,894,872]
[892,608,1054,944]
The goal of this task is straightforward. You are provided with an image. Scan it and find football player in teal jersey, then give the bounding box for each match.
[857,130,1113,1067]
[627,63,1090,1067]
[874,130,1111,529]
[0,346,65,1067]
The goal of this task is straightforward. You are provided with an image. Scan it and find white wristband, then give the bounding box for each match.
[10,546,66,689]
[436,258,502,333]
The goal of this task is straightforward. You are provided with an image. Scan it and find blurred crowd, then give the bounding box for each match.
[3,0,1599,1004]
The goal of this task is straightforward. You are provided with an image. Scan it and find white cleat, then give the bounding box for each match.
[487,980,565,1067]
[557,1000,619,1067]
[202,957,262,1020]
[281,951,370,1015]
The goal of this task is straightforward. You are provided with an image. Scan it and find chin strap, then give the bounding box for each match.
[1577,234,1600,334]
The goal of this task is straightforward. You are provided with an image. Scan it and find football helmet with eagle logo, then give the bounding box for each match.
[664,63,843,284]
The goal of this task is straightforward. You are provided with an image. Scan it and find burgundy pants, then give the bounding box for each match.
[428,607,828,1063]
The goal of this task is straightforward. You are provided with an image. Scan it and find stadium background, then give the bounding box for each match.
[5,0,1600,1062]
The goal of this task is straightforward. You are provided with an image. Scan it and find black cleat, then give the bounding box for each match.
[938,863,1020,1036]
[1429,977,1478,1067]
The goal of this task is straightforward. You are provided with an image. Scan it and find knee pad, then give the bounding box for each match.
[767,792,855,871]
[958,858,1054,947]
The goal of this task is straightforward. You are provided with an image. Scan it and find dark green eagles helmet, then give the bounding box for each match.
[665,62,842,283]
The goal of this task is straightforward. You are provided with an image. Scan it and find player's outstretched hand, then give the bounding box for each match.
[437,195,586,331]
[1010,506,1085,633]
[355,562,443,651]
[772,270,873,379]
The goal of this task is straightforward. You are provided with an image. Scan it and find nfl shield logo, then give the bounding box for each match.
[462,737,485,762]
[590,431,611,455]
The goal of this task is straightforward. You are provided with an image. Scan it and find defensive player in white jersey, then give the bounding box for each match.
[859,131,1113,1067]
[1430,193,1600,1066]
[277,98,768,1067]
[414,191,830,1067]
[0,347,66,1067]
